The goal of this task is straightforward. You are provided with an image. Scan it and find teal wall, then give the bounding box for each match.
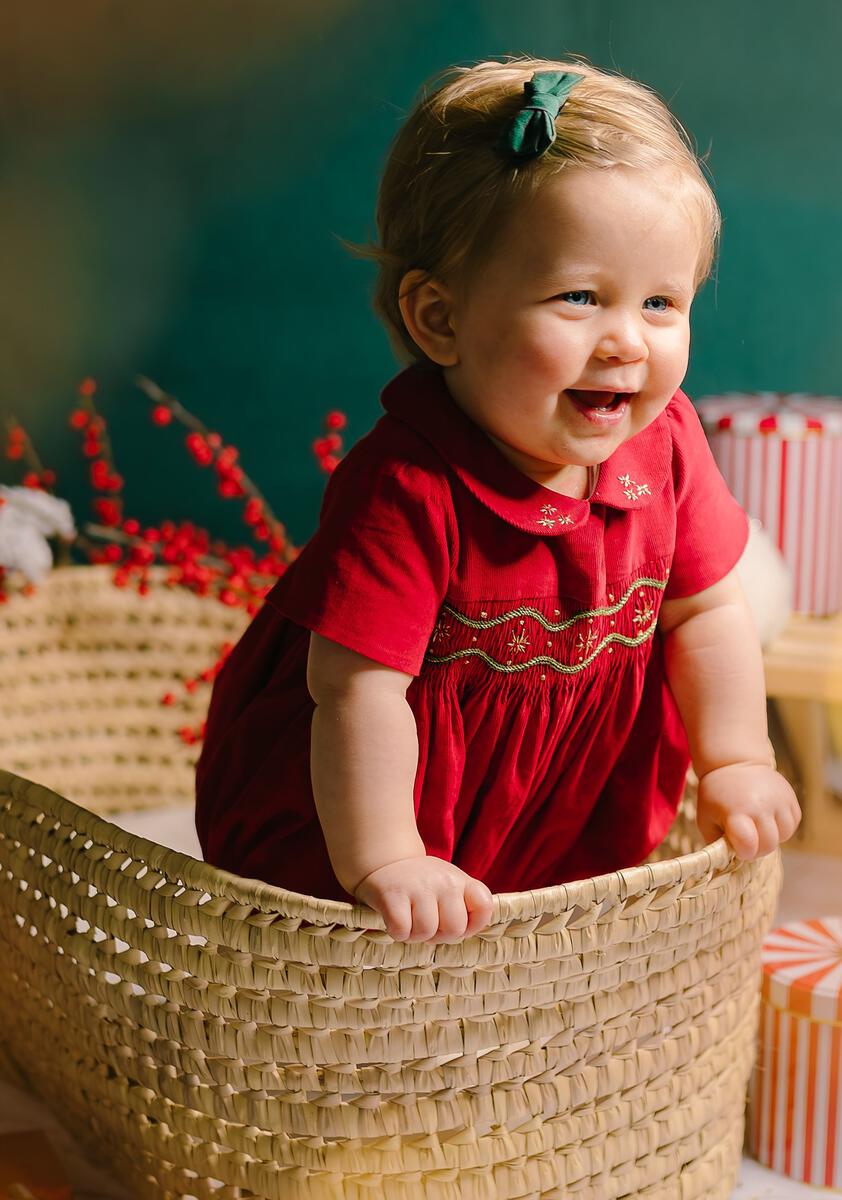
[4,1,840,547]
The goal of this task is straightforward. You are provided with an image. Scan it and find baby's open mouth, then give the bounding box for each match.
[568,390,631,410]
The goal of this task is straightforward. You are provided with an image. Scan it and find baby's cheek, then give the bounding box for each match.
[505,327,565,376]
[630,394,672,437]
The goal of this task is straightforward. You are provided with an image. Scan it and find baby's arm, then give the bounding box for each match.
[659,568,801,858]
[306,632,493,942]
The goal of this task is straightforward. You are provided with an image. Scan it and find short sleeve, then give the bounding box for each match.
[267,445,453,674]
[663,391,750,599]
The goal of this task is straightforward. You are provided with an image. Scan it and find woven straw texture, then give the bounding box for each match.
[0,566,782,1199]
[0,565,247,812]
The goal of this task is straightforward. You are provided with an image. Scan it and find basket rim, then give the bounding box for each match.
[0,767,734,930]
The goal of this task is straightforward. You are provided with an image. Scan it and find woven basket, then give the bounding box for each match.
[0,565,247,812]
[0,566,782,1200]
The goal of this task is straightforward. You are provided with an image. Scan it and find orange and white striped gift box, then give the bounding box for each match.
[748,916,842,1187]
[696,394,842,616]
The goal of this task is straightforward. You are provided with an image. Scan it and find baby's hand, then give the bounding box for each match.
[352,855,494,944]
[696,762,801,859]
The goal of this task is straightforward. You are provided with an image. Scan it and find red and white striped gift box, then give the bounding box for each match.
[696,394,842,615]
[748,916,842,1187]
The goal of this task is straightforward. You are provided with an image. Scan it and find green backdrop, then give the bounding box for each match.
[4,0,840,548]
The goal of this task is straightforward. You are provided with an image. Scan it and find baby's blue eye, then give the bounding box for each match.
[644,296,671,312]
[560,290,592,305]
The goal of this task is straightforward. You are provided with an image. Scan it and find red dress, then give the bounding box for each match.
[195,363,749,902]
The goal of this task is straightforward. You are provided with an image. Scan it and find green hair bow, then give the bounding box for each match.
[498,69,584,162]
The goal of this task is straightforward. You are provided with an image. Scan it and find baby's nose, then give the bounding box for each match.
[595,314,648,362]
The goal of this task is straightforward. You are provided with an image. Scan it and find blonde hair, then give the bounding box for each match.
[342,55,721,366]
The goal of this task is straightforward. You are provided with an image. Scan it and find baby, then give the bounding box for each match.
[195,56,800,944]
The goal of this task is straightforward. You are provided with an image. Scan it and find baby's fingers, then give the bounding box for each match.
[463,877,494,935]
[725,810,787,859]
[777,795,802,843]
[381,892,413,942]
[723,812,760,859]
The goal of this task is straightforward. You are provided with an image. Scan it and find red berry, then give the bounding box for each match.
[78,378,97,397]
[22,472,41,488]
[93,498,121,526]
[243,498,263,525]
[151,405,172,426]
[123,518,140,536]
[69,409,89,429]
[40,469,56,487]
[325,410,347,430]
[325,434,342,452]
[104,544,122,562]
[161,693,176,706]
[9,425,25,443]
[5,444,24,461]
[322,455,339,472]
[206,432,222,449]
[143,528,160,543]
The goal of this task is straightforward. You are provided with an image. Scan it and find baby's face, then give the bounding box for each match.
[442,163,702,493]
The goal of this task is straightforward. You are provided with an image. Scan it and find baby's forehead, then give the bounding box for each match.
[465,192,700,297]
[490,169,701,259]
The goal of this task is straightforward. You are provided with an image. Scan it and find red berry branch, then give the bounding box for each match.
[135,374,295,558]
[312,409,348,473]
[69,375,127,536]
[3,415,57,491]
[2,374,349,744]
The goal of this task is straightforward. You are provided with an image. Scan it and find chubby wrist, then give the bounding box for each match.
[335,835,428,896]
[697,753,776,783]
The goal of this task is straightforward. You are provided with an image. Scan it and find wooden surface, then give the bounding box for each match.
[763,611,842,854]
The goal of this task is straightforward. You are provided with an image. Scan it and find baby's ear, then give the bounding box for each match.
[397,271,459,366]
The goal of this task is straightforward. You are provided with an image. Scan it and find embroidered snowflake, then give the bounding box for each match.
[617,473,650,501]
[537,503,573,528]
[633,598,656,626]
[575,628,598,656]
[507,629,530,654]
[431,618,452,643]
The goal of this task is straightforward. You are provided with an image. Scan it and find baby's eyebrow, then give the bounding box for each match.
[655,280,694,298]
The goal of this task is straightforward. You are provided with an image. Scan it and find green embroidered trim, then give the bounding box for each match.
[438,576,668,634]
[425,619,658,674]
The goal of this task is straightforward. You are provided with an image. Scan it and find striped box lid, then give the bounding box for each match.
[696,394,842,437]
[761,917,842,1025]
